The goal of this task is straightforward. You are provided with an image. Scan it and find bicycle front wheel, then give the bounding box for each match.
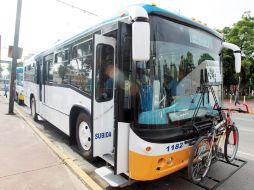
[188,136,212,183]
[224,126,239,163]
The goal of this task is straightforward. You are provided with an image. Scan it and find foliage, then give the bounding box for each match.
[183,51,195,74]
[220,11,254,93]
[198,53,214,65]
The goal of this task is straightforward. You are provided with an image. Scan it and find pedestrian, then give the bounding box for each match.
[4,83,8,98]
[235,89,240,106]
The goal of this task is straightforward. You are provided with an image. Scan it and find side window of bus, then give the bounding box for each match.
[70,40,93,95]
[43,54,53,83]
[95,44,114,102]
[52,49,69,84]
[36,61,41,84]
[24,63,35,82]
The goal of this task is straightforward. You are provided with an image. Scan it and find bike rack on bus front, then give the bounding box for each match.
[179,158,247,190]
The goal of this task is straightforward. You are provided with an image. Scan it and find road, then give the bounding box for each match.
[16,103,254,190]
[232,113,254,161]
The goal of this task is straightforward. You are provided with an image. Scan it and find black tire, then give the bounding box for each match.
[76,112,93,160]
[188,136,212,183]
[31,97,38,121]
[224,126,239,163]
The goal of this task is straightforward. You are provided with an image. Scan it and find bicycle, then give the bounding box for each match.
[187,107,244,183]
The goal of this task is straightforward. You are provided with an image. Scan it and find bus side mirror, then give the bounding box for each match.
[132,21,150,61]
[233,52,241,73]
[222,42,241,73]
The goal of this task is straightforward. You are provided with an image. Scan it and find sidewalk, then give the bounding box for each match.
[0,93,88,190]
[224,99,254,113]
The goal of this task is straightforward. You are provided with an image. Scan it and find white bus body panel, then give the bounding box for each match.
[116,122,130,174]
[24,79,92,136]
[129,128,190,156]
[40,85,92,136]
[23,81,39,107]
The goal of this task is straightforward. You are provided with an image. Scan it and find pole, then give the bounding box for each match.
[8,0,22,114]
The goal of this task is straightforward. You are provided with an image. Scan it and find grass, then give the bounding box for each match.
[224,95,254,100]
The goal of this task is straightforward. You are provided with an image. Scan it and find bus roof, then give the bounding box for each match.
[36,4,223,57]
[141,4,222,39]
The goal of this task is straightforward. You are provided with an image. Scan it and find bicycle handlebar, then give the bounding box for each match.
[223,108,248,113]
[214,107,249,114]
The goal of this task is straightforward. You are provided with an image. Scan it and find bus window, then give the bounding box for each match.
[70,40,93,95]
[52,49,70,84]
[95,44,114,102]
[24,64,35,82]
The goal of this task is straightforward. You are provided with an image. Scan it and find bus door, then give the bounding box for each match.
[37,61,42,102]
[93,34,116,157]
[42,54,53,104]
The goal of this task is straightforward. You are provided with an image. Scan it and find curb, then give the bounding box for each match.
[14,107,103,190]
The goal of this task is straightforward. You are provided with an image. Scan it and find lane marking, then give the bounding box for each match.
[232,117,254,122]
[15,107,103,190]
[238,151,254,159]
[238,128,254,133]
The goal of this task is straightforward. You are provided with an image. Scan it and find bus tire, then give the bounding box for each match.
[31,97,38,121]
[76,112,93,160]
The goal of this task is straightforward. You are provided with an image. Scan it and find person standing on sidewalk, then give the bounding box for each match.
[235,90,240,106]
[4,83,8,98]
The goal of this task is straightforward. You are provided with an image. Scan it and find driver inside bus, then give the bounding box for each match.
[100,47,114,100]
[104,64,114,98]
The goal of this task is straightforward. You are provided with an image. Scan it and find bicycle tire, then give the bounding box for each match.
[188,136,212,183]
[224,126,239,163]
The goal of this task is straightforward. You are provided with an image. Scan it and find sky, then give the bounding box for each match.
[0,0,253,62]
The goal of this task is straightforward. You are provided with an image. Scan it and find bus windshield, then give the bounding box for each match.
[135,16,223,125]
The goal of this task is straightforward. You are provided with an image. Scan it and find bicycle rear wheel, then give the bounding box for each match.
[224,126,239,163]
[188,136,212,183]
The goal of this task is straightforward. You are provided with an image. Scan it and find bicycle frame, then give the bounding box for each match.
[207,120,226,160]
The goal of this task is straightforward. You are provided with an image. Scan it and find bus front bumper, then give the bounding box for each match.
[129,147,192,181]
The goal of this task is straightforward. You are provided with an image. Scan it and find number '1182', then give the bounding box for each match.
[166,142,183,152]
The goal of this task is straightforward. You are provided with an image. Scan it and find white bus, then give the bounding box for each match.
[23,4,241,186]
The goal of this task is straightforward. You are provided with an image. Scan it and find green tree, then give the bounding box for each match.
[183,51,195,74]
[198,53,214,65]
[222,49,238,91]
[220,11,254,93]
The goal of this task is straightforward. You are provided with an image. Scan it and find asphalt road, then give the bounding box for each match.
[16,103,254,190]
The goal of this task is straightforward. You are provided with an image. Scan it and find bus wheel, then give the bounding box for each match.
[76,112,93,160]
[31,97,38,121]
